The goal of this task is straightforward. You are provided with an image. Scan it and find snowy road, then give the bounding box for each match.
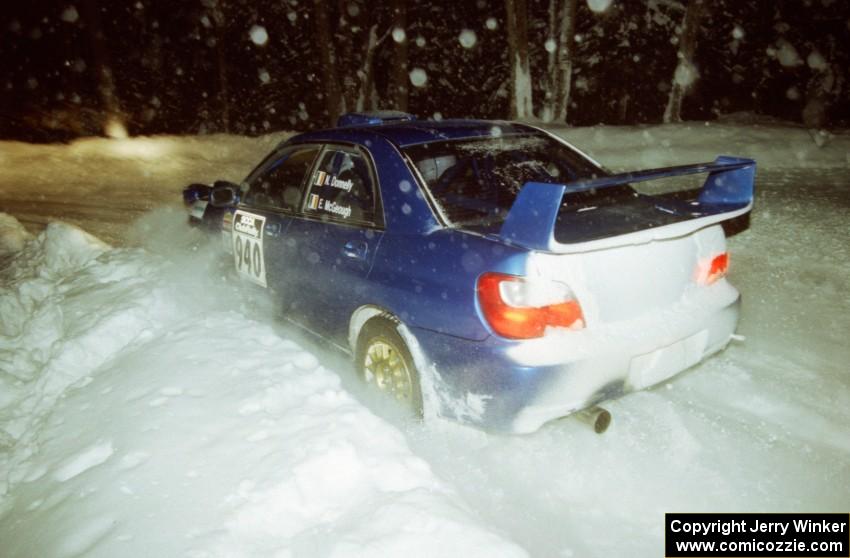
[1,128,848,557]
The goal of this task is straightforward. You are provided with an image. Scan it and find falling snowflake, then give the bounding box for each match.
[458,29,477,48]
[61,6,79,23]
[807,51,827,71]
[249,25,268,46]
[586,0,613,13]
[774,39,802,67]
[673,60,698,88]
[392,27,406,43]
[485,17,498,30]
[409,68,427,87]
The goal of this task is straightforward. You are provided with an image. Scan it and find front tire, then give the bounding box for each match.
[355,316,423,417]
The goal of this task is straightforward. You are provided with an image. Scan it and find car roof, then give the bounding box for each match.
[288,119,542,149]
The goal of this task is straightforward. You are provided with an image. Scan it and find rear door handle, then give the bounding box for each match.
[342,240,368,260]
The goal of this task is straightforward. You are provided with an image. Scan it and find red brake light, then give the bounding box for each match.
[476,272,584,339]
[696,252,729,285]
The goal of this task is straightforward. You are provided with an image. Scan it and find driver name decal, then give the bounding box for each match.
[307,194,352,219]
[313,171,354,192]
[232,211,267,287]
[323,200,352,219]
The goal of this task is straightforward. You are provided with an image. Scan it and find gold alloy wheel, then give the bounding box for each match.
[363,338,414,403]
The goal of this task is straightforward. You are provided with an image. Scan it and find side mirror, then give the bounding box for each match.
[210,180,240,207]
[183,183,212,204]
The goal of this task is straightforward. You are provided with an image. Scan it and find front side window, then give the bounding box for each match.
[303,147,378,225]
[243,145,320,211]
[403,134,627,226]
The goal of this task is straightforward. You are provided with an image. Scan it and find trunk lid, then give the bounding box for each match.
[528,224,726,324]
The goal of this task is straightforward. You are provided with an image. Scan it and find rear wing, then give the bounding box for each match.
[500,156,755,253]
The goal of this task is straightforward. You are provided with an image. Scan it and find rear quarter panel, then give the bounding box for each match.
[368,229,528,341]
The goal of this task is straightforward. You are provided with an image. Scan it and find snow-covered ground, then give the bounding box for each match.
[0,122,848,557]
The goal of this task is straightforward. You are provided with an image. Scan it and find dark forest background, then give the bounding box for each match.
[1,0,848,142]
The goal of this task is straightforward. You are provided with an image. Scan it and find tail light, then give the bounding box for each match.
[476,272,584,339]
[695,252,729,285]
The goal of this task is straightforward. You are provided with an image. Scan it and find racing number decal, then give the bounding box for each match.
[232,211,267,287]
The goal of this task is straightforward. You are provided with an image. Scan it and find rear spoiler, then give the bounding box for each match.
[500,156,755,252]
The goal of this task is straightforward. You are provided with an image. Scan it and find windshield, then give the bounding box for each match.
[403,134,630,226]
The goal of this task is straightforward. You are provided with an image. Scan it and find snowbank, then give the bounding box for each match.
[0,213,526,557]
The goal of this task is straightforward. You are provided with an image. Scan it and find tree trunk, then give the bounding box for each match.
[356,24,380,111]
[505,0,534,120]
[314,0,343,125]
[337,0,362,113]
[552,0,576,122]
[82,0,126,137]
[209,0,230,132]
[542,0,576,123]
[663,0,705,123]
[388,0,409,111]
[542,0,557,121]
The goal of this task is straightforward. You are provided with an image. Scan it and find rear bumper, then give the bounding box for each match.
[412,281,741,433]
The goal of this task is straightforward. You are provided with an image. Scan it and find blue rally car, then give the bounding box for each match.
[184,111,755,433]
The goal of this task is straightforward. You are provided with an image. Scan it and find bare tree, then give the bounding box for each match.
[314,1,392,123]
[663,0,706,123]
[207,0,231,132]
[505,0,534,119]
[356,24,382,111]
[541,0,577,123]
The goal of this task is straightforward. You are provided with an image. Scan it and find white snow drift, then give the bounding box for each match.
[0,214,525,557]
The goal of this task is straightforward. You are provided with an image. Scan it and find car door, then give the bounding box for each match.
[285,144,385,341]
[231,144,321,311]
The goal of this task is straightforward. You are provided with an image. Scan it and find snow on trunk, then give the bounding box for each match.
[663,0,706,124]
[356,24,381,112]
[505,0,534,120]
[542,0,577,123]
[512,53,534,120]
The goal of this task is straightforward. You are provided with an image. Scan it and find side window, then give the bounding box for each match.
[243,146,320,211]
[303,148,378,225]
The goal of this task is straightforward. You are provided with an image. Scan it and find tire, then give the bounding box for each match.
[355,316,423,417]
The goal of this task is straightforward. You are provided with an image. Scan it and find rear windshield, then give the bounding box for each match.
[403,134,633,226]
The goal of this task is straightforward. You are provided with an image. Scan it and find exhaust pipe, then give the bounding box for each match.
[574,406,611,434]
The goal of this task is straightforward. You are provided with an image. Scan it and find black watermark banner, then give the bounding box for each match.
[666,513,849,557]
